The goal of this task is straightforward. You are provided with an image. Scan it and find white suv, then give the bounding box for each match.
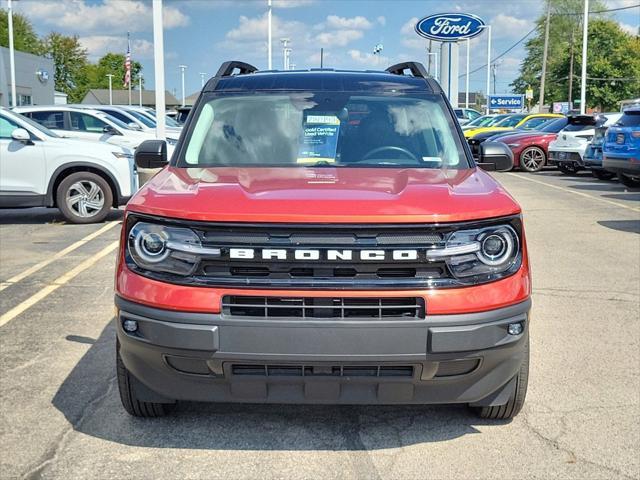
[0,108,138,223]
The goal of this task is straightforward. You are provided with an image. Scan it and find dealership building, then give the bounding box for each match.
[0,46,54,107]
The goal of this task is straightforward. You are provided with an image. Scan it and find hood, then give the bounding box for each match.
[127,166,521,223]
[48,135,133,154]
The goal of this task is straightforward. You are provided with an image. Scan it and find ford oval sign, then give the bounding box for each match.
[415,13,485,42]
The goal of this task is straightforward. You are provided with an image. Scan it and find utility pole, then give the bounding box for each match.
[492,63,497,95]
[568,29,575,108]
[465,38,470,108]
[267,0,273,70]
[152,0,166,140]
[427,40,432,74]
[580,0,589,114]
[320,48,324,68]
[281,38,290,70]
[106,74,114,105]
[7,0,17,107]
[483,25,492,114]
[199,72,206,88]
[179,65,187,106]
[539,3,551,111]
[138,73,143,107]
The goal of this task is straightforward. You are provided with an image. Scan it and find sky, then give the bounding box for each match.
[9,0,640,99]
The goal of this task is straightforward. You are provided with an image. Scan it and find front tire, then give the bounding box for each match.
[474,338,529,420]
[558,163,580,175]
[618,173,640,188]
[116,341,176,417]
[56,172,112,224]
[519,146,546,172]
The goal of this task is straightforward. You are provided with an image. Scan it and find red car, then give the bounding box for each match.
[115,61,531,421]
[497,117,569,172]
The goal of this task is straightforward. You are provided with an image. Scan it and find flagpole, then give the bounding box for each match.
[127,32,132,105]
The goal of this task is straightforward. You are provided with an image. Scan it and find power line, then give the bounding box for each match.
[459,26,537,79]
[558,3,640,15]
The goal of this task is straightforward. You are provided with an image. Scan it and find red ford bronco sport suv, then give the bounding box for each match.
[115,61,531,419]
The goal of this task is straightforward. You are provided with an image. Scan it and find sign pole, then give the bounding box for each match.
[580,0,589,114]
[7,0,17,107]
[465,38,470,109]
[485,25,492,114]
[106,74,114,105]
[152,0,166,140]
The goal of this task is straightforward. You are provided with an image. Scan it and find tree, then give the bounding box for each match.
[0,9,42,54]
[41,33,88,102]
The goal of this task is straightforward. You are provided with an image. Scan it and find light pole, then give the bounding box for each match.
[106,74,114,105]
[179,65,187,107]
[138,73,143,107]
[426,51,439,81]
[465,38,470,108]
[152,0,166,140]
[267,0,273,70]
[580,0,589,114]
[7,0,17,107]
[281,38,290,70]
[199,72,206,88]
[480,25,492,114]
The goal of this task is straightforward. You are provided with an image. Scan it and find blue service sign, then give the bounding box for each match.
[415,13,485,42]
[489,95,524,109]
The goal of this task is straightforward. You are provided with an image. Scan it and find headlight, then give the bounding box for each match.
[127,222,220,276]
[112,151,134,159]
[428,224,520,281]
[166,138,178,146]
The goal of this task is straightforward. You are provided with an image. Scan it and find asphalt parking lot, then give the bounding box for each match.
[1,170,638,480]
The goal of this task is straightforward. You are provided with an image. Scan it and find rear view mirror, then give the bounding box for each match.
[477,142,514,172]
[128,122,142,131]
[135,140,168,169]
[11,128,32,144]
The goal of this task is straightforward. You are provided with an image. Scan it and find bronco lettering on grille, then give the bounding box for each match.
[228,248,422,261]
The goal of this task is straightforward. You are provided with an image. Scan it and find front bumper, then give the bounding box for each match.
[115,295,531,405]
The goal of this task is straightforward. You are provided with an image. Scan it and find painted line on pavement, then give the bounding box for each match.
[0,221,119,292]
[0,240,119,328]
[506,173,640,213]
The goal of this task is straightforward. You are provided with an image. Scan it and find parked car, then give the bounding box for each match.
[581,125,614,180]
[464,113,563,139]
[454,108,482,125]
[461,113,512,132]
[172,106,192,125]
[0,108,137,223]
[496,117,570,172]
[548,113,622,174]
[603,106,640,187]
[72,105,182,138]
[467,117,563,161]
[123,105,183,134]
[115,61,531,420]
[14,106,172,185]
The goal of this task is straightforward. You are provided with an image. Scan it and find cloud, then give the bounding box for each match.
[20,0,189,34]
[619,22,639,35]
[490,14,533,39]
[377,16,386,26]
[347,49,389,67]
[325,15,373,30]
[316,30,364,47]
[80,36,154,60]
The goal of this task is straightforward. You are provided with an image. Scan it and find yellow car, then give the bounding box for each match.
[464,113,564,138]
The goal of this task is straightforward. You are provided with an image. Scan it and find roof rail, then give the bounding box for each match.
[385,62,428,79]
[215,61,258,78]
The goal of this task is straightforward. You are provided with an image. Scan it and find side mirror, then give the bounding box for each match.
[135,140,168,169]
[102,125,121,136]
[11,128,32,144]
[128,122,142,131]
[477,141,514,172]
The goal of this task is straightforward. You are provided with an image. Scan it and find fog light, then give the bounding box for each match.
[123,319,138,333]
[507,322,523,336]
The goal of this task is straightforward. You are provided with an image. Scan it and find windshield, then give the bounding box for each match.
[15,112,60,138]
[467,115,493,127]
[181,92,469,169]
[539,117,568,132]
[144,109,181,127]
[616,111,640,127]
[495,115,526,128]
[125,109,156,128]
[96,113,131,130]
[519,117,554,130]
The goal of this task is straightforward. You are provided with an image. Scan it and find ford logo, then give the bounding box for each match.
[415,13,485,42]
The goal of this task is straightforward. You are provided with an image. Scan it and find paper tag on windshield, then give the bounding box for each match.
[297,115,340,164]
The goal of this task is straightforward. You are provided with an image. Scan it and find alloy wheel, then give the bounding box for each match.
[65,181,105,218]
[520,147,546,172]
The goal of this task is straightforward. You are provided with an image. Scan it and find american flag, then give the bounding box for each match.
[123,32,131,87]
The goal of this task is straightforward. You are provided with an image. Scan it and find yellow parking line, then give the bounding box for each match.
[0,221,119,292]
[0,241,119,328]
[506,173,640,213]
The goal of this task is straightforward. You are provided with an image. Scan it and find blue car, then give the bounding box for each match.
[603,107,640,188]
[583,125,614,180]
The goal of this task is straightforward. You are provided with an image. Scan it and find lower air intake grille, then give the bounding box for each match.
[222,296,425,319]
[232,364,415,378]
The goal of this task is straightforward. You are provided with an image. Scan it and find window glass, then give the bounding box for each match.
[182,92,469,169]
[467,110,481,120]
[125,109,156,128]
[101,109,131,124]
[495,115,526,127]
[0,115,20,139]
[540,118,568,132]
[616,112,640,127]
[520,117,552,130]
[69,111,108,132]
[30,111,65,129]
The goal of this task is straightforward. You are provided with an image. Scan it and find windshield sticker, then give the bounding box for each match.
[297,115,340,164]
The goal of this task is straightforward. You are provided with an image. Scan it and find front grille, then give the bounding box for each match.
[232,364,415,378]
[222,295,425,319]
